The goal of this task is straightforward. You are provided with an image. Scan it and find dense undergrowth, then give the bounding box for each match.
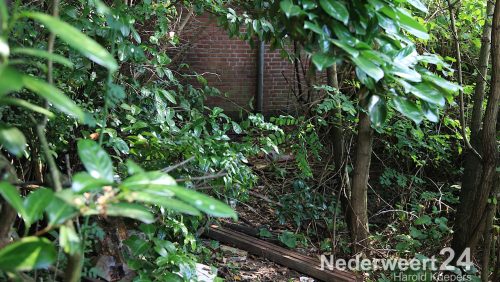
[0,0,499,281]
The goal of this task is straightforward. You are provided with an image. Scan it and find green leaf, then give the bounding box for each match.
[22,75,84,120]
[367,95,387,127]
[423,74,460,94]
[59,225,81,255]
[259,228,273,238]
[312,52,336,72]
[406,0,428,13]
[166,186,237,219]
[0,126,27,156]
[0,97,55,118]
[71,172,111,193]
[24,188,54,227]
[330,39,359,57]
[280,0,303,18]
[395,44,418,66]
[126,160,145,175]
[399,80,445,106]
[159,89,177,104]
[130,192,201,216]
[302,0,317,10]
[391,65,422,82]
[352,55,384,81]
[124,235,151,256]
[11,48,73,68]
[319,0,349,25]
[106,203,155,223]
[386,7,429,40]
[0,237,56,271]
[421,101,439,122]
[77,139,114,182]
[392,96,423,124]
[120,171,176,196]
[304,21,323,34]
[278,231,297,248]
[0,66,24,97]
[0,181,25,218]
[231,121,242,134]
[0,1,8,30]
[24,12,118,72]
[414,215,432,225]
[45,197,77,226]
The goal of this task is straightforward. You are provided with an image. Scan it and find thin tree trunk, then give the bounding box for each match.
[481,173,499,282]
[454,0,500,256]
[471,1,495,136]
[493,233,500,282]
[350,90,372,252]
[452,0,495,256]
[326,65,352,240]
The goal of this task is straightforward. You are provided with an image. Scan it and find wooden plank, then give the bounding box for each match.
[206,225,361,282]
[214,226,320,266]
[207,225,358,282]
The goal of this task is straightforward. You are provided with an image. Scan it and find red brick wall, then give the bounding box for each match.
[179,13,298,116]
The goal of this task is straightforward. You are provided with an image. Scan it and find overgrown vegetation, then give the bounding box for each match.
[0,0,498,281]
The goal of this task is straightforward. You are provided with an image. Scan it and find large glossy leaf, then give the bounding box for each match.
[410,82,445,107]
[381,7,429,40]
[0,0,8,30]
[280,0,303,18]
[106,203,155,223]
[367,95,387,127]
[395,8,429,40]
[0,237,56,271]
[166,186,237,219]
[45,196,78,226]
[126,160,145,175]
[130,192,201,216]
[311,52,336,71]
[71,172,111,193]
[406,0,428,13]
[395,44,418,66]
[24,12,117,72]
[59,225,81,255]
[11,48,73,68]
[0,126,27,156]
[399,80,445,106]
[0,181,25,218]
[392,96,423,124]
[0,66,23,97]
[304,21,323,34]
[352,55,384,81]
[22,75,84,120]
[423,74,461,94]
[23,188,54,227]
[330,39,359,57]
[319,0,349,25]
[421,101,439,122]
[391,65,422,82]
[77,139,114,182]
[120,171,175,196]
[0,97,55,118]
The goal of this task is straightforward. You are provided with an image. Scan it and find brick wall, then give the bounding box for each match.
[179,13,299,116]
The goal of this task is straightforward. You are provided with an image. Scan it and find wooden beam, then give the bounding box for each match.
[206,225,361,282]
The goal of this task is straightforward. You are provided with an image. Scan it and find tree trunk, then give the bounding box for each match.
[350,95,372,252]
[452,0,494,256]
[481,173,499,282]
[453,0,500,256]
[326,65,353,238]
